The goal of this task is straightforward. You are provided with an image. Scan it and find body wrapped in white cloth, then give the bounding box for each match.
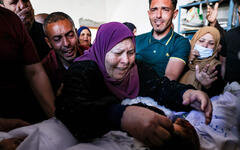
[0,82,239,150]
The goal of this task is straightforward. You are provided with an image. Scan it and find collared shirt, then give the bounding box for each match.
[42,45,84,94]
[42,50,66,94]
[136,28,190,77]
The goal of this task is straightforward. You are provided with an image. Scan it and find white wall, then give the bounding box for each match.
[31,0,153,36]
[31,0,182,39]
[31,0,107,29]
[104,0,182,35]
[104,0,152,35]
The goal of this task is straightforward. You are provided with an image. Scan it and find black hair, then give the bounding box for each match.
[123,22,136,32]
[149,0,178,9]
[43,11,75,37]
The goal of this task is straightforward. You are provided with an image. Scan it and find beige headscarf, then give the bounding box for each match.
[180,26,221,90]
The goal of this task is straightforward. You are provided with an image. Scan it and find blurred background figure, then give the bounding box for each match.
[123,22,137,35]
[35,13,48,24]
[77,26,92,49]
[206,0,240,84]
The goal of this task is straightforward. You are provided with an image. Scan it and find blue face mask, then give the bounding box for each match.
[194,44,213,59]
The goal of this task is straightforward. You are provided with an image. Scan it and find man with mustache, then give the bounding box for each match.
[136,0,190,81]
[42,12,84,95]
[0,0,50,60]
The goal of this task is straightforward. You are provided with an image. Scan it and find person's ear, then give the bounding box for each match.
[173,9,178,19]
[148,10,151,18]
[45,37,52,49]
[0,4,4,7]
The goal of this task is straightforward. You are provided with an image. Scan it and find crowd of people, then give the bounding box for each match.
[0,0,239,150]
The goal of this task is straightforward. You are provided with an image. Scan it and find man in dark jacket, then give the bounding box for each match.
[0,0,50,60]
[207,0,240,84]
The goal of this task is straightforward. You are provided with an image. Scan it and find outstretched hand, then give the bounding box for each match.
[195,64,218,89]
[121,106,173,147]
[182,89,212,124]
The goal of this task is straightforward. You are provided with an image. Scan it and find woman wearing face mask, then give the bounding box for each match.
[180,26,225,97]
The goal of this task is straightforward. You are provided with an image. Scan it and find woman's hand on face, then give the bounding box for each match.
[182,89,212,124]
[189,50,200,64]
[195,64,218,89]
[121,106,173,147]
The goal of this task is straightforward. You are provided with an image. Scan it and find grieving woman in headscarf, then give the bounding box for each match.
[55,22,212,148]
[180,26,225,97]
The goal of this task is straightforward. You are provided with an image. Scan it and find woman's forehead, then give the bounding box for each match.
[199,33,214,40]
[110,38,134,50]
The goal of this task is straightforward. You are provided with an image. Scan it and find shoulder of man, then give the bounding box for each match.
[173,32,190,47]
[42,50,56,65]
[136,31,151,41]
[171,32,190,51]
[222,26,240,46]
[32,20,43,27]
[225,26,240,36]
[0,6,15,17]
[41,50,59,74]
[0,7,22,25]
[135,31,152,52]
[172,31,189,42]
[169,32,191,63]
[30,21,45,37]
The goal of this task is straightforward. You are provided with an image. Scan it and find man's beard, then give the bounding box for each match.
[154,22,171,35]
[154,28,165,35]
[150,17,172,35]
